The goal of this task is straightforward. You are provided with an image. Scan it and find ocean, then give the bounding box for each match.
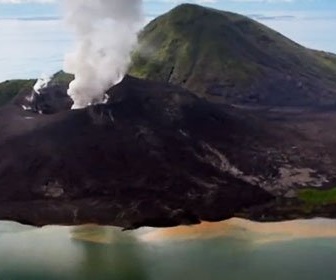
[0,18,72,81]
[1,218,336,280]
[0,3,70,81]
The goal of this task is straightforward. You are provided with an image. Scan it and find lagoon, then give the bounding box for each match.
[1,218,336,280]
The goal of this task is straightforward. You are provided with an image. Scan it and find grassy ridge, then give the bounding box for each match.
[130,4,336,105]
[0,79,35,107]
[130,4,264,94]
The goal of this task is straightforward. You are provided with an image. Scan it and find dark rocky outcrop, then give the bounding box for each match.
[1,76,336,227]
[13,84,72,115]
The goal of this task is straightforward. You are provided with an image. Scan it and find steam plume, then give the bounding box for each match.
[63,0,143,109]
[33,74,51,95]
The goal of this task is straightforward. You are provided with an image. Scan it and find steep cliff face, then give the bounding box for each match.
[1,76,336,227]
[130,4,336,106]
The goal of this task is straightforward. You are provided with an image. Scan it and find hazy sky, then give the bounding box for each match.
[0,0,334,81]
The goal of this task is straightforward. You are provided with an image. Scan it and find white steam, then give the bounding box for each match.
[33,74,51,95]
[63,0,144,109]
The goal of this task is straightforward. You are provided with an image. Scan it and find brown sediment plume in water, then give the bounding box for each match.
[138,221,236,242]
[70,225,120,244]
[66,218,336,245]
[139,218,336,243]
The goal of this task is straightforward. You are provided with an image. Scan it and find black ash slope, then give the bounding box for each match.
[1,76,336,227]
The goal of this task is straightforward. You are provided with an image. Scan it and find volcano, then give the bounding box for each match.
[1,76,336,227]
[1,4,336,227]
[130,4,336,106]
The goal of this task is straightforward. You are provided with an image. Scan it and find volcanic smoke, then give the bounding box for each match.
[63,0,143,109]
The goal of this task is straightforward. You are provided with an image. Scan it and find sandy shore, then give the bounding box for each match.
[138,218,336,243]
[5,218,334,245]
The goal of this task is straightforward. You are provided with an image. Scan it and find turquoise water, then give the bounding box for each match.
[0,220,336,280]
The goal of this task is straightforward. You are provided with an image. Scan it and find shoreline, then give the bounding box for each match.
[137,218,336,243]
[2,218,336,245]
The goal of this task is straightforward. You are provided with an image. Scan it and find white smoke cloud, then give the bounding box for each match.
[33,74,51,94]
[63,0,144,109]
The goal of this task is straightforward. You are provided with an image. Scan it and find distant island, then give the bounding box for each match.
[0,4,336,228]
